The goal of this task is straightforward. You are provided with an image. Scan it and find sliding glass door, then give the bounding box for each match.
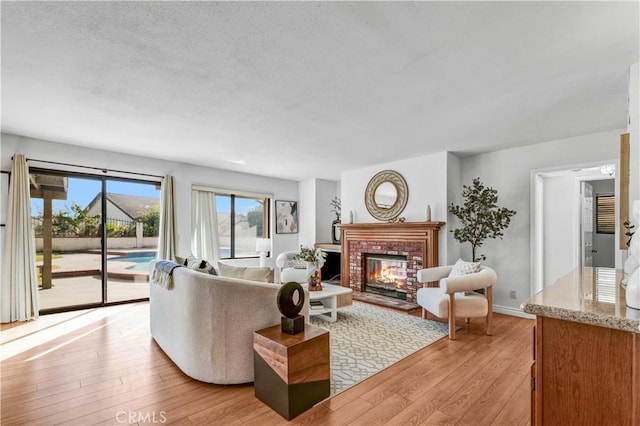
[105,179,160,303]
[30,169,160,313]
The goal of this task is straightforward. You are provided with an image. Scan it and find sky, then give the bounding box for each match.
[30,176,258,216]
[31,177,160,215]
[215,196,260,215]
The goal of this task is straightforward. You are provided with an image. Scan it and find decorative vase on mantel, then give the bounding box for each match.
[332,218,341,244]
[329,197,342,244]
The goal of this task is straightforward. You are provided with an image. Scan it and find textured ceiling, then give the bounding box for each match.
[1,1,638,181]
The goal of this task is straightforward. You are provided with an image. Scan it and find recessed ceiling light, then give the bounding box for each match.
[228,159,246,165]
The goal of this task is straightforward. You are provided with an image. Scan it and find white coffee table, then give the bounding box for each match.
[305,283,353,322]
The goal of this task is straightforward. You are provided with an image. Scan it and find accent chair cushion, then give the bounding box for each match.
[448,258,482,277]
[217,262,274,283]
[280,267,311,284]
[416,287,488,318]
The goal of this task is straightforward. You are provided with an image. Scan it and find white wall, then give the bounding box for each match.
[341,151,450,264]
[543,175,577,286]
[628,63,639,215]
[315,179,338,244]
[446,152,462,263]
[296,178,339,247]
[297,179,316,248]
[1,133,300,268]
[461,128,623,312]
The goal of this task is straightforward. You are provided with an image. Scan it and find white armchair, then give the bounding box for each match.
[416,265,497,340]
[275,251,325,284]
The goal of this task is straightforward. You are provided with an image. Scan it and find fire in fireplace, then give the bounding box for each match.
[364,254,408,300]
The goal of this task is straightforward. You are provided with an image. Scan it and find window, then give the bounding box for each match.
[191,186,271,260]
[596,195,615,234]
[216,192,270,259]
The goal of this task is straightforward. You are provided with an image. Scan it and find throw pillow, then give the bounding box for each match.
[287,259,307,269]
[194,259,217,275]
[185,254,217,275]
[217,262,274,283]
[448,258,482,277]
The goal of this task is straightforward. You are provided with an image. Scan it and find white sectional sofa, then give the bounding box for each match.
[149,261,290,384]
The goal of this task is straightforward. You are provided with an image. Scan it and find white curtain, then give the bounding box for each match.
[158,175,176,261]
[191,189,220,261]
[1,154,39,322]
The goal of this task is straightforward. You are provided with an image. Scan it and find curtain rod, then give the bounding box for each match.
[13,157,163,180]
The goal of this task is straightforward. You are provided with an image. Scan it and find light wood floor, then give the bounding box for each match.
[1,302,533,425]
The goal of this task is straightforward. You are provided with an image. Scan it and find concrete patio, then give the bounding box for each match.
[37,250,153,310]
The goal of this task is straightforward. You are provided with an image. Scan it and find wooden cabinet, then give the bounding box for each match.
[531,316,640,425]
[530,326,537,426]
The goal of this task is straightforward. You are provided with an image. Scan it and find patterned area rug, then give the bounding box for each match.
[310,301,448,395]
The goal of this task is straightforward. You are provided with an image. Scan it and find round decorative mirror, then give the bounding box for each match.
[364,170,409,221]
[374,182,397,207]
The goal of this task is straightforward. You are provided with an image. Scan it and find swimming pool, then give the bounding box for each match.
[110,252,157,272]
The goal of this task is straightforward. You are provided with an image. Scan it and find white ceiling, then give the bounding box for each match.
[1,1,638,181]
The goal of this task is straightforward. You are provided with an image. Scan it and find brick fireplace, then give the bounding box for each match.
[338,222,444,304]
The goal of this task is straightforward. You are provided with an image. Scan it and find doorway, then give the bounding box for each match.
[531,162,618,296]
[584,179,616,268]
[31,169,160,313]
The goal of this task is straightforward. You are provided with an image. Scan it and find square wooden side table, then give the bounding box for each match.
[253,324,330,420]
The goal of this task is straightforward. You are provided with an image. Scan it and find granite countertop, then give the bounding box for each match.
[521,267,640,334]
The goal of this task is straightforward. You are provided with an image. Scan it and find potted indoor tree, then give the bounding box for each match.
[449,177,516,262]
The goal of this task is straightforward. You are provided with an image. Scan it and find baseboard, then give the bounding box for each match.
[493,304,535,319]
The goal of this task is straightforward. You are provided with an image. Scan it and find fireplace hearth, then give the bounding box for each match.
[364,254,408,300]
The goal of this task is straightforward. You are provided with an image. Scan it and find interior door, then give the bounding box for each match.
[581,181,594,268]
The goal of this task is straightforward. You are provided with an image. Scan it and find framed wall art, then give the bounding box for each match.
[275,200,298,234]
